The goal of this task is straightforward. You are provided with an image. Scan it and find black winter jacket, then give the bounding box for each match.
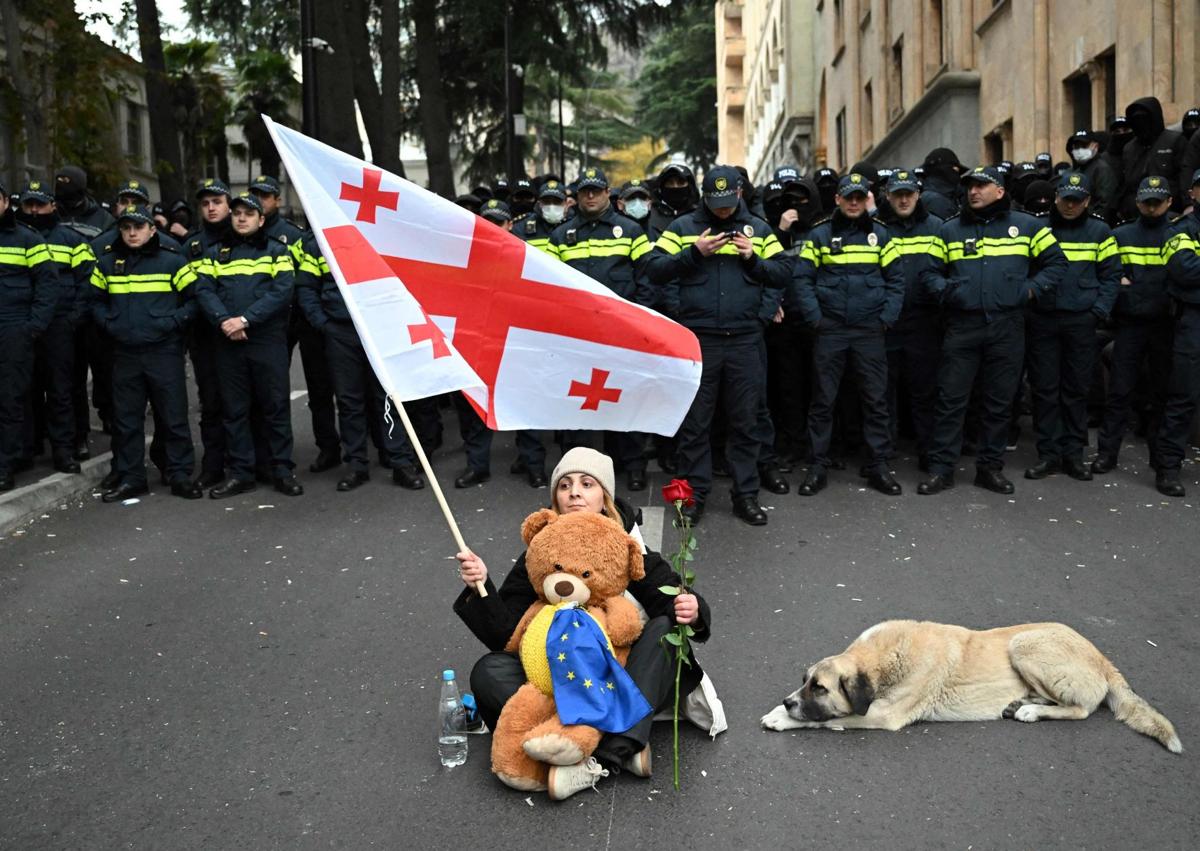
[0,209,57,332]
[645,201,790,335]
[1036,210,1121,317]
[26,214,95,322]
[89,234,195,346]
[194,229,295,332]
[549,205,653,305]
[878,200,944,316]
[295,234,351,328]
[1110,214,1195,319]
[1120,97,1188,218]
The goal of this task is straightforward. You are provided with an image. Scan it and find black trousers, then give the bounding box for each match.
[215,329,294,479]
[1027,310,1099,462]
[765,319,814,460]
[0,324,34,477]
[73,321,112,439]
[886,309,941,459]
[675,332,762,502]
[469,616,674,766]
[288,306,340,452]
[1156,305,1200,471]
[1096,316,1174,462]
[453,393,544,474]
[809,321,892,473]
[189,324,226,478]
[110,339,195,487]
[928,311,1025,475]
[26,314,76,458]
[324,320,433,470]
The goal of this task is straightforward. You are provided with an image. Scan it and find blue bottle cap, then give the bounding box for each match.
[442,669,455,681]
[462,694,477,709]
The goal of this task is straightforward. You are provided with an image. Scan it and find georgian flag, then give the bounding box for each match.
[264,116,701,435]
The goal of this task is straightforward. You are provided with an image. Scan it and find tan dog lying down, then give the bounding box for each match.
[761,620,1182,753]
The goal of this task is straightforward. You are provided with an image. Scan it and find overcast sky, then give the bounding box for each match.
[80,0,192,54]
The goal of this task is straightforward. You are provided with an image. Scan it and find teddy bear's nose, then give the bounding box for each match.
[554,580,574,597]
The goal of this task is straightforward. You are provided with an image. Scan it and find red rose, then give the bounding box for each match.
[662,478,695,507]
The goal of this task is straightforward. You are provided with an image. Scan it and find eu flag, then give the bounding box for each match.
[546,603,653,733]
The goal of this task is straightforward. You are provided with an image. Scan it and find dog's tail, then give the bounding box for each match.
[1105,667,1183,753]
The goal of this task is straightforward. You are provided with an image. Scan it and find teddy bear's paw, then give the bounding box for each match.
[523,733,585,766]
[494,771,547,792]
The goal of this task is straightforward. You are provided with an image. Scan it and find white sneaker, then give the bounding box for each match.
[622,744,652,778]
[547,757,609,801]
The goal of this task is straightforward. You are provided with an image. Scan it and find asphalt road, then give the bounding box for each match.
[2,378,1198,850]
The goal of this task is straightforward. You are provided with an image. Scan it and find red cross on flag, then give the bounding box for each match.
[266,117,702,435]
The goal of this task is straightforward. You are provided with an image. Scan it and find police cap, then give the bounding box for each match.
[538,180,567,201]
[19,179,55,205]
[480,199,512,222]
[116,203,155,226]
[230,191,265,214]
[701,165,740,209]
[196,177,231,199]
[960,165,1004,187]
[576,167,609,191]
[116,179,151,203]
[1135,176,1172,202]
[885,170,921,194]
[618,179,651,200]
[1056,171,1091,199]
[249,174,282,195]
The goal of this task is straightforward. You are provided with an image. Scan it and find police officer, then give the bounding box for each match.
[1024,173,1121,482]
[1154,194,1200,497]
[17,180,95,473]
[93,180,178,251]
[646,165,790,525]
[918,165,1067,495]
[648,163,699,237]
[295,234,430,491]
[194,192,301,498]
[182,178,233,487]
[1175,169,1200,240]
[790,173,905,497]
[53,166,114,239]
[1093,176,1196,480]
[249,174,341,474]
[88,204,201,502]
[0,181,57,492]
[452,200,548,488]
[877,169,945,471]
[550,166,654,491]
[1066,130,1120,224]
[514,180,567,255]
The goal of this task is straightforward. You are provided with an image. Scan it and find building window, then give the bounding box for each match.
[125,102,143,160]
[1067,73,1091,133]
[888,37,905,122]
[984,118,1013,164]
[835,107,847,170]
[927,0,945,74]
[1101,52,1116,127]
[834,0,846,55]
[862,81,874,150]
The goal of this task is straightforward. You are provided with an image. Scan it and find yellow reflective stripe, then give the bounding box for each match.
[174,265,197,291]
[759,233,783,259]
[945,237,1032,261]
[655,231,684,255]
[73,242,96,267]
[880,241,899,267]
[559,241,635,261]
[1030,227,1056,256]
[89,267,107,290]
[1119,245,1167,266]
[1057,242,1102,263]
[927,237,947,262]
[630,234,651,261]
[889,236,942,257]
[799,242,819,265]
[1096,237,1118,263]
[209,258,287,276]
[102,275,177,294]
[298,253,322,275]
[0,244,50,267]
[1163,233,1198,263]
[47,245,75,265]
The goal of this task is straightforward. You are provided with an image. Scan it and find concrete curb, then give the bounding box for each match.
[0,452,112,536]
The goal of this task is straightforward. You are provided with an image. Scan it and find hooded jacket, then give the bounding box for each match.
[647,164,699,239]
[57,196,115,240]
[918,166,961,220]
[877,199,945,316]
[1066,131,1120,224]
[789,209,905,328]
[763,175,824,251]
[1035,209,1121,317]
[919,197,1068,318]
[645,201,789,335]
[1120,97,1187,218]
[0,207,57,331]
[88,233,195,347]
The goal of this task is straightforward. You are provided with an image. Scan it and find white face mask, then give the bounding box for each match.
[1072,146,1096,164]
[623,199,650,220]
[541,204,565,225]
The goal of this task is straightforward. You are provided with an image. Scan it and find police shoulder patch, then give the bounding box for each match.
[867,232,878,246]
[742,224,754,238]
[1008,225,1020,237]
[612,225,623,238]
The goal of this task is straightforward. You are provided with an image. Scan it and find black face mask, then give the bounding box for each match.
[660,185,691,211]
[15,209,58,231]
[1108,132,1133,154]
[509,198,534,216]
[1024,196,1053,215]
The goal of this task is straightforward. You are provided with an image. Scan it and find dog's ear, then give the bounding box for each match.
[840,671,875,715]
[521,508,557,545]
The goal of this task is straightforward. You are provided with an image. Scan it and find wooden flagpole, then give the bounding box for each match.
[385,390,487,597]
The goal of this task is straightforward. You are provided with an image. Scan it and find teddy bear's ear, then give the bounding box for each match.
[521,508,558,545]
[627,535,646,581]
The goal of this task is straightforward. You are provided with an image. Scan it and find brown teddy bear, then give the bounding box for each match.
[491,508,648,793]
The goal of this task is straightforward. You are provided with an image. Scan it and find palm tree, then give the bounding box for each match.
[164,39,231,193]
[231,49,299,180]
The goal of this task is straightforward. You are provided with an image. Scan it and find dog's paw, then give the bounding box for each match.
[1002,699,1023,719]
[761,704,796,731]
[523,733,584,766]
[1014,704,1041,723]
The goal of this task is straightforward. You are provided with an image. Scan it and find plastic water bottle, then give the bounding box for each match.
[438,669,468,767]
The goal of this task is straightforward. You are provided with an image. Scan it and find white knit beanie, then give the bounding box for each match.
[550,447,616,497]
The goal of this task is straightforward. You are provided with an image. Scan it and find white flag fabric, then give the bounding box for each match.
[265,116,701,435]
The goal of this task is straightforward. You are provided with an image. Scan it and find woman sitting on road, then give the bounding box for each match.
[454,447,725,800]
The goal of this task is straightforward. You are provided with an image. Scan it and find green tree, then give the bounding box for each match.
[230,50,299,180]
[635,2,716,167]
[164,39,231,191]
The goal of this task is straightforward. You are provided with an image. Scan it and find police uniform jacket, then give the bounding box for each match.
[878,200,944,315]
[1172,210,1200,242]
[34,217,96,323]
[920,200,1067,315]
[295,235,351,327]
[1036,211,1121,317]
[645,201,789,335]
[1111,214,1196,319]
[514,212,558,255]
[0,208,57,331]
[182,219,231,273]
[790,210,905,328]
[194,230,295,333]
[549,206,653,305]
[88,233,195,347]
[1161,229,1200,306]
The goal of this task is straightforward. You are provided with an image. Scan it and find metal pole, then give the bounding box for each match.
[503,2,512,179]
[300,0,318,138]
[557,72,565,178]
